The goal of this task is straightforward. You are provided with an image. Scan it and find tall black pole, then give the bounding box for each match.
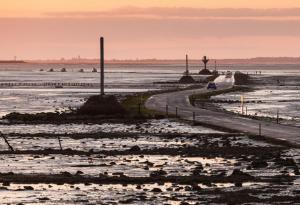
[185,54,189,76]
[100,37,104,96]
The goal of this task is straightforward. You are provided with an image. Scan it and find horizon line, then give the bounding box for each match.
[4,56,300,62]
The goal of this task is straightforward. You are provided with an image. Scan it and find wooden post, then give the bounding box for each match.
[138,103,141,115]
[276,109,279,124]
[0,133,14,152]
[241,95,244,115]
[139,95,142,115]
[58,136,63,151]
[175,107,178,118]
[193,112,196,124]
[166,105,169,117]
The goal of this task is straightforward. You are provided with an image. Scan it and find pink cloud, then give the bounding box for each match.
[1,12,300,59]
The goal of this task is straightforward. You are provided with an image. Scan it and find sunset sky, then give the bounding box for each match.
[1,0,300,60]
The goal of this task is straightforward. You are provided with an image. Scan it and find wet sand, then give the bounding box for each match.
[0,119,299,204]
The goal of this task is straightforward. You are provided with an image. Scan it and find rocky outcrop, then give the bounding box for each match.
[77,95,126,116]
[179,75,195,84]
[234,71,250,85]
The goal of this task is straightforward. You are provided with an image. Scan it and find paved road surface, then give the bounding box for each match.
[146,74,300,146]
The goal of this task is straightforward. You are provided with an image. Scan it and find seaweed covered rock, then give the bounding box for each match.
[199,68,212,75]
[234,71,250,85]
[179,75,195,84]
[77,95,126,116]
[3,112,67,122]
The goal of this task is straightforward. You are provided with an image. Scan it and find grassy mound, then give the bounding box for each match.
[199,69,212,75]
[179,75,195,84]
[77,95,126,116]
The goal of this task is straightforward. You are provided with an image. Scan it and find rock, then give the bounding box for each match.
[166,187,173,191]
[192,184,201,191]
[38,197,50,201]
[130,145,141,152]
[192,164,204,176]
[216,171,226,177]
[2,182,10,186]
[179,75,195,84]
[150,170,167,177]
[144,161,154,167]
[251,160,268,168]
[199,68,212,75]
[77,95,126,116]
[184,186,192,191]
[119,198,136,203]
[99,173,108,178]
[234,71,250,85]
[76,171,84,175]
[275,158,297,167]
[151,188,162,193]
[60,171,72,177]
[203,181,212,187]
[112,172,124,176]
[24,186,34,190]
[230,169,253,179]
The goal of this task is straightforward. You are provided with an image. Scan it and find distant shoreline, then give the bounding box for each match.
[0,60,26,64]
[26,57,300,65]
[2,57,300,65]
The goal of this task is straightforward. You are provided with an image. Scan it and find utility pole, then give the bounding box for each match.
[214,60,217,71]
[166,105,169,117]
[100,37,105,96]
[276,109,279,124]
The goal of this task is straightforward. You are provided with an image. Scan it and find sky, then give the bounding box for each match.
[1,0,300,60]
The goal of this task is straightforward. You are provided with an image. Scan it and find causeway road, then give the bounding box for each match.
[145,75,300,146]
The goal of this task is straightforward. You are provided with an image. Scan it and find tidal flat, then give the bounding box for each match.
[0,119,299,204]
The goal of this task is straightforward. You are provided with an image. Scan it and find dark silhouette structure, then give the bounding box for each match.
[199,56,212,75]
[179,54,195,83]
[100,37,105,96]
[211,60,219,76]
[185,54,189,76]
[203,56,209,70]
[77,36,125,115]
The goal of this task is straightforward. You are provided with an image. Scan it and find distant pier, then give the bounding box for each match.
[0,82,100,88]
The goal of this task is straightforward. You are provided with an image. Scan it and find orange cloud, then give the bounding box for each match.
[2,0,300,17]
[45,7,300,20]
